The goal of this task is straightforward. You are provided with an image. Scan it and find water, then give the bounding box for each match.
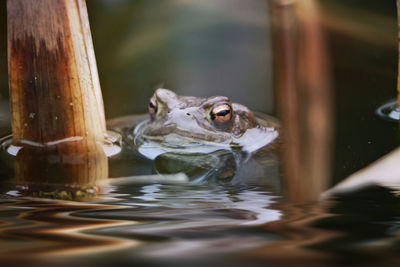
[1,1,400,266]
[0,185,278,261]
[1,175,400,266]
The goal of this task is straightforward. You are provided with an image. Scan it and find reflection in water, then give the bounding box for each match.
[1,184,399,266]
[0,183,281,262]
[14,140,108,201]
[236,201,341,266]
[0,199,135,260]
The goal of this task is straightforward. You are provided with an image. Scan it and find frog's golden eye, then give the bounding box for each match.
[210,104,232,125]
[148,96,158,117]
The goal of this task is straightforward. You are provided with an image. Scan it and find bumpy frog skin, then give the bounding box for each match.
[134,89,279,159]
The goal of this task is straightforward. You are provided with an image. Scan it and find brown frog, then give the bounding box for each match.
[107,89,279,184]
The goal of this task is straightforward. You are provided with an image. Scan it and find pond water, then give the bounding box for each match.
[1,0,400,266]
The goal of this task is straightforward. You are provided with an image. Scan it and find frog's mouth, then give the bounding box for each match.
[134,119,233,145]
[142,133,234,149]
[132,120,237,160]
[136,135,235,160]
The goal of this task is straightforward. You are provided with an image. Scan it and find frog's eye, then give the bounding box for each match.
[210,104,232,125]
[148,96,158,116]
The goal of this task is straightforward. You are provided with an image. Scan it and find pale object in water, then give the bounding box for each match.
[322,148,400,198]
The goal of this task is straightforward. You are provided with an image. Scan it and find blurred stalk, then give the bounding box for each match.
[397,0,400,106]
[271,0,333,203]
[246,3,337,259]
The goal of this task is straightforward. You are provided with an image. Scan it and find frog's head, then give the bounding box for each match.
[134,89,278,158]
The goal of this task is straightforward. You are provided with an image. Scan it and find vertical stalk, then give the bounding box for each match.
[397,0,400,106]
[7,0,106,144]
[7,0,107,198]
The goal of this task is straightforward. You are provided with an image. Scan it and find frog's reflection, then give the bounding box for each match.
[154,151,239,183]
[152,148,280,189]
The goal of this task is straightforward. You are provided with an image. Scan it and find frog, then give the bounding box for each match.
[132,88,279,158]
[107,89,279,184]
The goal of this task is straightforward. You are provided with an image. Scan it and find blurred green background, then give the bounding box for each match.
[1,0,276,118]
[86,0,274,118]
